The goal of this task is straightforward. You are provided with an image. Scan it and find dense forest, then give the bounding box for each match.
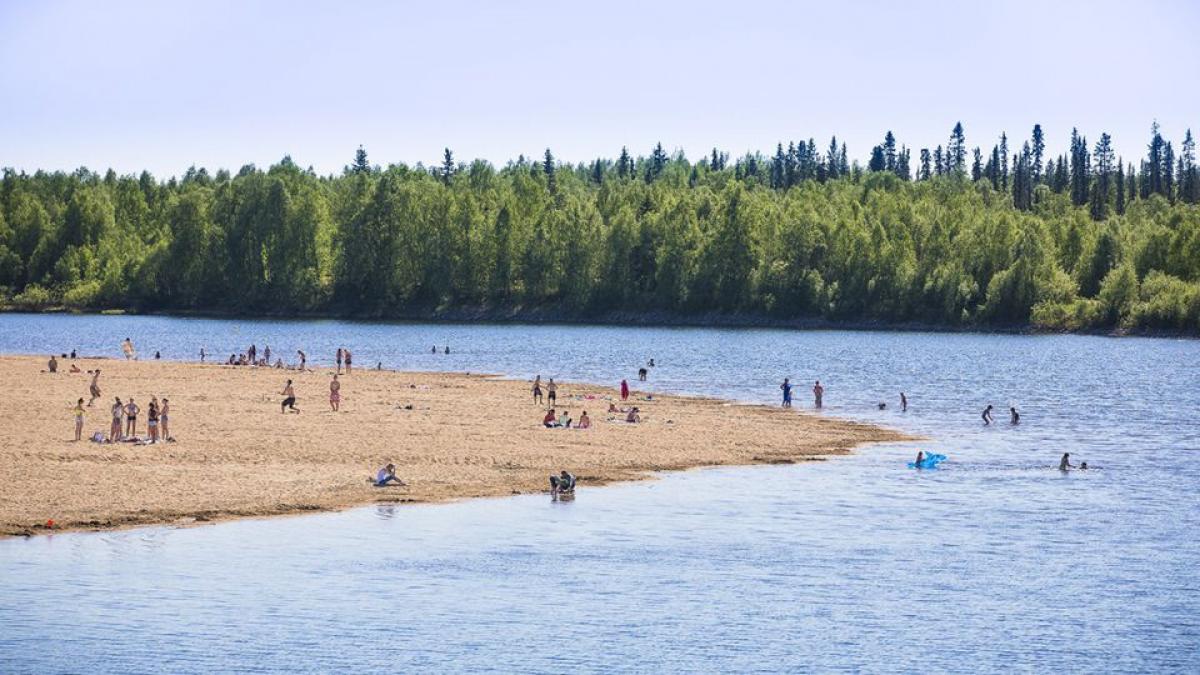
[1,122,1199,332]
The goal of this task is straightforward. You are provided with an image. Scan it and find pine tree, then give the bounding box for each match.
[1115,160,1126,214]
[948,122,967,174]
[868,145,886,172]
[933,145,945,176]
[543,148,556,194]
[351,145,370,174]
[989,145,1001,189]
[647,142,668,183]
[999,133,1009,189]
[772,143,787,187]
[1181,129,1199,203]
[590,159,604,185]
[971,147,983,181]
[1163,141,1175,201]
[1069,129,1090,207]
[918,149,932,180]
[441,148,456,185]
[618,146,632,179]
[895,146,911,180]
[826,137,840,180]
[883,131,897,172]
[1090,133,1114,220]
[1146,122,1165,196]
[1031,124,1045,183]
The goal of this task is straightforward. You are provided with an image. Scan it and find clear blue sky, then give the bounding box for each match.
[1,0,1197,177]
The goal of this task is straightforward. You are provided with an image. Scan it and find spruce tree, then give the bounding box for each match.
[999,133,1009,189]
[918,149,932,180]
[618,146,632,179]
[543,148,556,194]
[884,131,897,171]
[1031,124,1045,182]
[352,145,370,174]
[949,122,967,174]
[971,147,983,181]
[827,137,840,179]
[1181,129,1198,203]
[441,148,456,185]
[868,146,886,172]
[1115,160,1126,214]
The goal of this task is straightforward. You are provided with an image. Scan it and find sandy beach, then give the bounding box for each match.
[0,355,912,537]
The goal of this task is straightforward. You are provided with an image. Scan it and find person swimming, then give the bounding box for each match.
[982,404,994,425]
[1059,453,1073,471]
[1010,407,1020,424]
[914,450,925,467]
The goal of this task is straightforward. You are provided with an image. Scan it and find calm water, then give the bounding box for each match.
[1,313,1198,673]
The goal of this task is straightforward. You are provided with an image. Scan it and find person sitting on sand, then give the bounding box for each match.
[275,358,284,369]
[48,355,58,373]
[982,404,994,425]
[281,379,299,413]
[110,397,123,442]
[124,398,140,438]
[543,408,558,428]
[1059,452,1073,471]
[577,411,591,429]
[329,374,341,412]
[608,403,625,413]
[549,470,575,496]
[1010,407,1020,425]
[626,407,641,423]
[70,363,81,373]
[88,369,102,406]
[73,398,85,441]
[374,463,406,487]
[559,410,573,429]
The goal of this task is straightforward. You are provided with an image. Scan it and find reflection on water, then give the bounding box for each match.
[0,314,1198,672]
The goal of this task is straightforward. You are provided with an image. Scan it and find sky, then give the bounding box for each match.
[1,0,1197,177]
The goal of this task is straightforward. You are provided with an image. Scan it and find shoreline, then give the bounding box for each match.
[0,355,914,538]
[2,306,1195,340]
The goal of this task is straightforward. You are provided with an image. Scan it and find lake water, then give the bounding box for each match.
[1,313,1198,673]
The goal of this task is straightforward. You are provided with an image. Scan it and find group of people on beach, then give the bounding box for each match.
[72,394,172,444]
[981,404,1021,425]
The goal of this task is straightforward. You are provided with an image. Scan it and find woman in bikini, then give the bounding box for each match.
[330,374,341,412]
[124,398,140,438]
[159,398,170,441]
[110,397,123,442]
[147,398,159,443]
[73,398,85,441]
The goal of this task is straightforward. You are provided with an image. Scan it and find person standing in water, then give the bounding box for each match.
[121,337,135,360]
[297,350,306,371]
[281,379,299,413]
[88,369,102,407]
[982,404,994,425]
[1010,407,1020,424]
[200,347,206,363]
[620,379,630,401]
[1059,453,1073,471]
[780,378,793,407]
[329,374,341,412]
[264,345,271,364]
[344,349,352,373]
[914,450,925,468]
[73,398,85,441]
[900,392,908,412]
[812,381,824,408]
[336,348,343,375]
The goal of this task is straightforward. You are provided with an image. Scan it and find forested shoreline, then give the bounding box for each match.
[2,123,1198,332]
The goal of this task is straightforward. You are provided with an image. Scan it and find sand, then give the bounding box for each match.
[0,355,912,537]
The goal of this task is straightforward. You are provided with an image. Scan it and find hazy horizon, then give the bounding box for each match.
[2,0,1197,178]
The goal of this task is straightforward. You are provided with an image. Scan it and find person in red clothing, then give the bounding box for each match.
[620,379,630,401]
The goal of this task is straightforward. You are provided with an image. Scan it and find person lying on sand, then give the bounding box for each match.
[577,411,591,429]
[374,463,406,487]
[69,363,81,373]
[549,470,575,496]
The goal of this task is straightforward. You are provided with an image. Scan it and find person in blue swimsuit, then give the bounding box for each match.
[780,378,793,407]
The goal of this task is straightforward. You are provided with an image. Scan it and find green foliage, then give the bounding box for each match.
[1,143,1199,333]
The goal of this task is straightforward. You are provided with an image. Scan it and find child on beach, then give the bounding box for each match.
[73,398,84,441]
[330,375,341,411]
[48,355,58,373]
[781,378,792,407]
[122,337,135,360]
[281,379,299,413]
[625,407,641,423]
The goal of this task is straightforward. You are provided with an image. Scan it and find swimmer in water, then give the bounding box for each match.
[1059,453,1073,471]
[982,404,994,425]
[914,450,925,468]
[1079,462,1089,470]
[1010,407,1020,424]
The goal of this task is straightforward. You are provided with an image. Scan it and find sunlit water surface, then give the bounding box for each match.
[0,314,1197,673]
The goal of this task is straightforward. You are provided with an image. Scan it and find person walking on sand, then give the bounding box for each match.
[110,397,123,442]
[781,378,793,407]
[281,379,299,413]
[160,398,171,441]
[88,369,102,406]
[812,381,824,409]
[620,379,630,402]
[901,392,908,412]
[532,376,543,405]
[122,337,135,360]
[336,348,343,374]
[982,404,994,425]
[344,349,352,374]
[329,374,341,412]
[124,398,140,438]
[73,398,85,441]
[1010,407,1020,425]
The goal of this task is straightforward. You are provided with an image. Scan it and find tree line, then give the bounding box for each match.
[1,122,1198,332]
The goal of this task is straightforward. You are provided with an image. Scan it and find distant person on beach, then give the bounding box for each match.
[813,381,824,408]
[432,346,437,354]
[110,398,123,442]
[1010,407,1020,424]
[578,410,591,429]
[124,398,140,437]
[549,470,575,496]
[297,350,306,371]
[200,348,206,362]
[70,349,77,359]
[543,409,558,428]
[620,379,630,401]
[73,398,84,441]
[154,351,161,360]
[1079,462,1089,470]
[336,348,343,374]
[264,345,271,363]
[248,344,257,363]
[982,405,994,425]
[559,410,573,429]
[638,367,647,382]
[70,363,81,373]
[281,379,299,413]
[147,398,159,443]
[48,355,58,373]
[88,369,102,406]
[900,392,907,412]
[780,378,793,407]
[160,398,171,441]
[532,376,543,404]
[329,374,341,411]
[344,349,352,373]
[547,378,557,405]
[1059,453,1074,471]
[648,358,655,367]
[626,407,641,423]
[444,345,450,354]
[122,337,135,360]
[374,464,405,487]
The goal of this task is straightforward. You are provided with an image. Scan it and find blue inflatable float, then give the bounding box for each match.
[907,453,947,469]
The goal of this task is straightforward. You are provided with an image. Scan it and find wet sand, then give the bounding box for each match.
[0,355,912,537]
